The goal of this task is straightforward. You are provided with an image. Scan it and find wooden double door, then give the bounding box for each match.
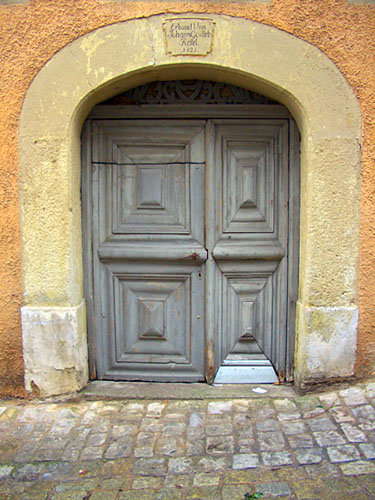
[82,108,299,383]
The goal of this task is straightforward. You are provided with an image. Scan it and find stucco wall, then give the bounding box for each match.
[0,0,374,396]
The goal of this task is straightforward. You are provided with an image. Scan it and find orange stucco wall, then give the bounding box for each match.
[0,0,374,397]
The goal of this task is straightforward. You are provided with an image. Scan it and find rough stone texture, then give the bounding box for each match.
[232,453,259,469]
[261,451,293,466]
[296,305,359,383]
[340,387,368,406]
[0,0,374,396]
[295,448,323,465]
[359,443,375,459]
[0,380,373,498]
[341,423,367,442]
[21,303,88,396]
[256,481,291,497]
[327,444,361,462]
[340,460,375,475]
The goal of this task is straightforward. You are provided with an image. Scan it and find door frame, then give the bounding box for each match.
[83,103,300,382]
[19,14,361,396]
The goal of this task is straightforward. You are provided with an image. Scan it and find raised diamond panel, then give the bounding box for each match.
[222,275,273,361]
[241,165,257,209]
[114,274,192,363]
[223,139,274,233]
[240,300,255,339]
[137,168,164,209]
[139,300,165,340]
[112,144,190,234]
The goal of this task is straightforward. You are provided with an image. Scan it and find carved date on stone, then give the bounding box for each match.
[163,18,215,56]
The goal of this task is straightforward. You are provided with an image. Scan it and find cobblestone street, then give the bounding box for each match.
[1,381,375,499]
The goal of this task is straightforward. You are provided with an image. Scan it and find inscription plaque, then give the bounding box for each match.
[163,18,215,56]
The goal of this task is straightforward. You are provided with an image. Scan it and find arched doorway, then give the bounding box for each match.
[19,15,361,396]
[82,80,299,384]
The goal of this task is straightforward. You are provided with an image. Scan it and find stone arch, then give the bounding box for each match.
[19,14,361,396]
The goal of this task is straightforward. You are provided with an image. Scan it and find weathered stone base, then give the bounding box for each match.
[21,302,88,397]
[295,303,359,388]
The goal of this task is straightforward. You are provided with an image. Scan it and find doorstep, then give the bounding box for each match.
[80,380,297,401]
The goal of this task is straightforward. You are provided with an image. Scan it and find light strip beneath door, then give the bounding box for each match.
[214,362,278,384]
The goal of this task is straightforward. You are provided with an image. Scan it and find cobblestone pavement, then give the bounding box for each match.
[1,381,375,499]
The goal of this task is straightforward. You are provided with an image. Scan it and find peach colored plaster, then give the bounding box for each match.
[0,0,374,396]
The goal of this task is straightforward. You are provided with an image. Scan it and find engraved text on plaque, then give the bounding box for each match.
[163,18,215,56]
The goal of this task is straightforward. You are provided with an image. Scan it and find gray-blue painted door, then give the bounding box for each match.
[88,118,293,381]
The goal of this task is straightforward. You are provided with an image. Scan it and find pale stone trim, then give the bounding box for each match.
[21,303,88,397]
[0,0,28,4]
[19,14,361,395]
[295,304,359,388]
[348,0,374,4]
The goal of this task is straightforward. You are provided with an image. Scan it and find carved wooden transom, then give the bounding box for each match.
[104,80,277,105]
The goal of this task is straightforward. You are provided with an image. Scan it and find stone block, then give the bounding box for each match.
[313,430,346,447]
[340,424,367,442]
[133,458,167,477]
[359,443,375,459]
[340,460,375,476]
[232,453,259,469]
[168,457,193,475]
[327,444,361,463]
[262,451,293,466]
[295,448,323,464]
[258,431,286,451]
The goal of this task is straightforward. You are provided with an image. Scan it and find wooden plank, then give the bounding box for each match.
[88,104,292,120]
[204,119,217,383]
[81,120,96,380]
[272,121,289,380]
[286,118,300,382]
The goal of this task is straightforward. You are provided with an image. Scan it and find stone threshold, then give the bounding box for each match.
[80,380,298,401]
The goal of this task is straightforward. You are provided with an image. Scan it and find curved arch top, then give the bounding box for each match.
[20,15,360,140]
[19,14,361,395]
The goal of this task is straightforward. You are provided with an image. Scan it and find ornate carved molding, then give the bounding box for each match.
[104,80,277,105]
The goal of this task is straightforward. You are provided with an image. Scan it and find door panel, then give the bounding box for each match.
[223,139,274,233]
[112,144,189,234]
[90,121,207,381]
[94,120,206,240]
[103,263,206,381]
[210,120,289,376]
[115,274,192,361]
[222,274,273,361]
[83,114,298,383]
